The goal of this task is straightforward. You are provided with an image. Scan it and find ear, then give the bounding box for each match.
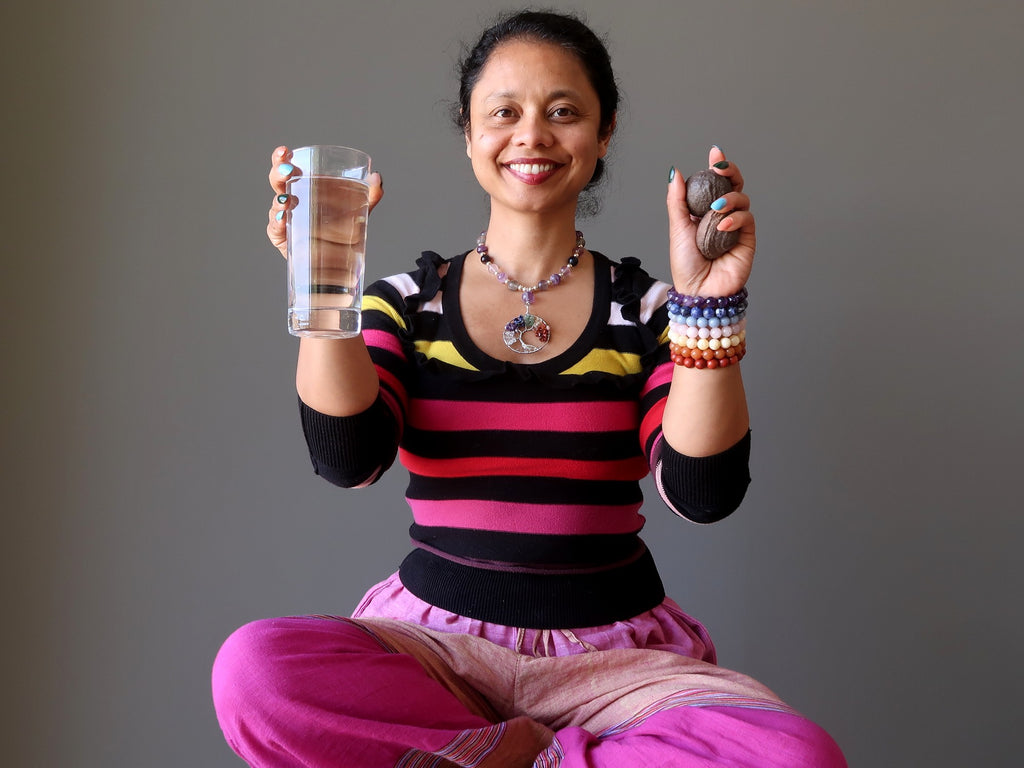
[597,112,616,158]
[460,108,473,159]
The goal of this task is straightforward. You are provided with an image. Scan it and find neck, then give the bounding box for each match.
[480,211,583,286]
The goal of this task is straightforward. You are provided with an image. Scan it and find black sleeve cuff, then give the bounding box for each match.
[657,430,751,523]
[298,395,399,488]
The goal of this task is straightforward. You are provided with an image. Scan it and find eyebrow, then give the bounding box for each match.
[484,89,584,102]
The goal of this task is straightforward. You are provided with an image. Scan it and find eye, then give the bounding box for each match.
[491,107,517,119]
[550,106,578,119]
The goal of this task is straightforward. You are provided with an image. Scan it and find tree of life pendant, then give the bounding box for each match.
[503,313,551,354]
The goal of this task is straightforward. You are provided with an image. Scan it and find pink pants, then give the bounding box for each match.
[212,573,846,767]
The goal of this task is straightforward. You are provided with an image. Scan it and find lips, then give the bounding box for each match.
[507,161,557,175]
[503,159,563,184]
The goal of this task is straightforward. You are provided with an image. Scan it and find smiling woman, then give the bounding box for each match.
[212,9,847,768]
[463,38,613,225]
[453,11,619,199]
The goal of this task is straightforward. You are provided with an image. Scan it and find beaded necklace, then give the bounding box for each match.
[476,230,584,354]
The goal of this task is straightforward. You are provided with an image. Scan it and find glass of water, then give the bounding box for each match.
[286,145,371,338]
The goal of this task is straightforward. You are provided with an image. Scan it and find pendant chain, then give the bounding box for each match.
[475,231,585,354]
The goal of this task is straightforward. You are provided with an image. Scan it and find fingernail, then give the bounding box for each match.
[668,166,676,182]
[276,194,289,204]
[713,160,730,170]
[278,163,294,176]
[711,197,727,211]
[712,144,721,150]
[275,210,285,222]
[717,217,733,230]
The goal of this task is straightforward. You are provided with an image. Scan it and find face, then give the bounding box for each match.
[464,39,613,218]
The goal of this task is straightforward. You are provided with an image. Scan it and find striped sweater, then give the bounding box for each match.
[300,250,750,628]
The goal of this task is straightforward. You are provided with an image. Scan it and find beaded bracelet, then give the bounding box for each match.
[667,287,748,368]
[668,319,746,347]
[668,287,748,310]
[668,313,746,335]
[670,340,747,368]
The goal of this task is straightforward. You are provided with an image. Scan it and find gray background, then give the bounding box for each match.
[4,1,1022,766]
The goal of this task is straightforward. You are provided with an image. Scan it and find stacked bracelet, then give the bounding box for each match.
[666,287,748,369]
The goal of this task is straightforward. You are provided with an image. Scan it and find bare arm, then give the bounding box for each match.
[294,337,379,416]
[662,363,749,457]
[266,145,385,416]
[662,146,754,457]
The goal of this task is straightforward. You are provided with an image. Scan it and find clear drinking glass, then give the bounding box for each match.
[286,145,371,338]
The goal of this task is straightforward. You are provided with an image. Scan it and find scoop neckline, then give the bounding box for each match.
[444,250,612,373]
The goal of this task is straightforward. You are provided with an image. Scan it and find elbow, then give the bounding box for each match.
[663,478,750,524]
[311,460,390,489]
[654,430,751,524]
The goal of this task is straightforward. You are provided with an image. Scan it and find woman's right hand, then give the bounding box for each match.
[266,145,384,259]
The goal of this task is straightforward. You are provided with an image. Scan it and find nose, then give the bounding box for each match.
[513,109,554,147]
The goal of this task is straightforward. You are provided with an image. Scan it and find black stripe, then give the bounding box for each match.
[411,370,644,402]
[399,545,665,629]
[409,524,644,565]
[407,474,644,506]
[402,428,641,461]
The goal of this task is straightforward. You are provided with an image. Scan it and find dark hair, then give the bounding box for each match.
[454,10,619,211]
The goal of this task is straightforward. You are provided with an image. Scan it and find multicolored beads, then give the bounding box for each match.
[666,287,748,368]
[477,230,585,354]
[477,230,584,307]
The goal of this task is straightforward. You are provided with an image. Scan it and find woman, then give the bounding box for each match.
[213,10,847,767]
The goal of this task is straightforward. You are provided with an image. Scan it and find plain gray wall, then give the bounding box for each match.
[4,1,1022,766]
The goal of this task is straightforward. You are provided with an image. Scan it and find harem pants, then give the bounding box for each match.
[212,573,846,767]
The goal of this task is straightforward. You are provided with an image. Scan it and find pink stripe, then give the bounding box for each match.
[363,328,405,359]
[639,399,667,454]
[408,399,638,432]
[410,498,644,535]
[640,361,674,398]
[376,366,407,408]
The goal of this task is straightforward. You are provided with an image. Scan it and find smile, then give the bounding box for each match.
[506,162,559,175]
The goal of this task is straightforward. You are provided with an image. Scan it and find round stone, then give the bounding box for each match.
[686,169,734,217]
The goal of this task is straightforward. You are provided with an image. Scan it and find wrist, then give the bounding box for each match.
[666,287,748,369]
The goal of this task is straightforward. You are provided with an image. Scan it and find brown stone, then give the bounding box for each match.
[685,168,733,217]
[696,210,740,260]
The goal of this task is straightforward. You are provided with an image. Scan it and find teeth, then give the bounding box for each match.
[509,162,555,175]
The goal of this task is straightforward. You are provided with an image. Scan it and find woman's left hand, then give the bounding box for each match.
[666,146,755,297]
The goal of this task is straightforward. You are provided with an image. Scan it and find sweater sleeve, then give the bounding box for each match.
[296,263,425,488]
[299,395,400,488]
[653,430,751,523]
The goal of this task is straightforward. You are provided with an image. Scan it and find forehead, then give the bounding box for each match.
[472,38,596,101]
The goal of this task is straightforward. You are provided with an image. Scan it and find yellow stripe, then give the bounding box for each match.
[413,340,479,371]
[362,295,407,331]
[560,348,643,376]
[657,324,670,345]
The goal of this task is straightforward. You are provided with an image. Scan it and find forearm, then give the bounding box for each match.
[296,336,380,416]
[661,364,749,457]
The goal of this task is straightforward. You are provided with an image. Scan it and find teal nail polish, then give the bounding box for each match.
[713,160,730,170]
[278,163,294,176]
[668,166,676,182]
[275,210,284,222]
[276,194,289,204]
[711,197,727,211]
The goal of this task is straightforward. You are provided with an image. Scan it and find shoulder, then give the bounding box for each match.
[595,252,671,327]
[368,251,456,304]
[363,251,461,333]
